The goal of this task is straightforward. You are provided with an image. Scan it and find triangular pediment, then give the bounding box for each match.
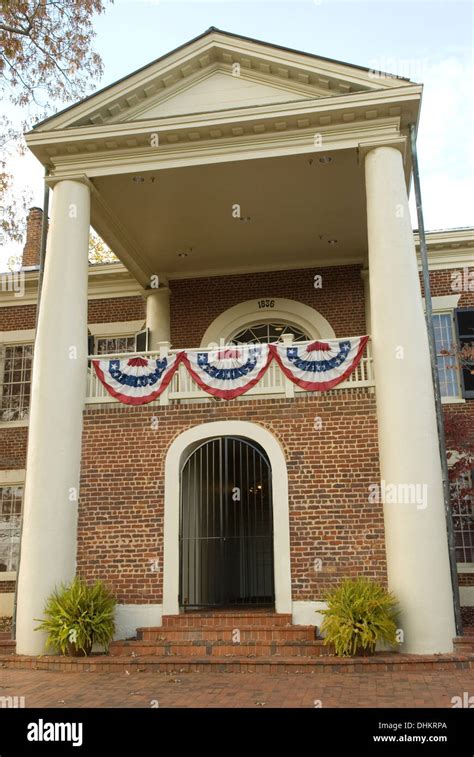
[127,68,317,121]
[32,28,415,132]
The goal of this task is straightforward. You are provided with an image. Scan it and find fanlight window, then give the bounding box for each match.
[230,322,311,345]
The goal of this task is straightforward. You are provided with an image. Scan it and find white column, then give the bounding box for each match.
[364,145,455,654]
[361,267,371,334]
[146,287,171,350]
[16,180,90,655]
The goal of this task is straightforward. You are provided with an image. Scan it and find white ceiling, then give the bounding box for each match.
[92,146,368,280]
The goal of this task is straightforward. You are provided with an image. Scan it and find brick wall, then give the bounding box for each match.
[78,391,385,605]
[88,297,145,324]
[419,268,474,307]
[0,428,28,470]
[0,582,16,593]
[0,304,37,331]
[170,265,366,348]
[0,297,145,333]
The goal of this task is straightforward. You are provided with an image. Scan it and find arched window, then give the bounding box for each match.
[200,298,335,348]
[230,322,311,344]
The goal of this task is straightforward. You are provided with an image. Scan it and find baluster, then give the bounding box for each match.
[281,334,295,398]
[159,341,171,406]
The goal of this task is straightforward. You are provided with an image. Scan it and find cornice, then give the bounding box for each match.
[0,265,145,307]
[26,87,422,170]
[40,118,407,182]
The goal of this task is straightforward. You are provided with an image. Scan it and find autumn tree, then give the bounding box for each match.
[89,229,117,265]
[1,0,110,245]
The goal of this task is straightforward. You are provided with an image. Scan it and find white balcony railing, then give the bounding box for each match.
[85,338,374,406]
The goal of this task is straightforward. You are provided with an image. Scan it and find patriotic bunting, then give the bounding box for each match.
[92,354,181,405]
[272,336,369,391]
[92,337,369,404]
[181,344,272,400]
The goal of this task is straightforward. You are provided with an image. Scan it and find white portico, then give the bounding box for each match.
[17,28,455,654]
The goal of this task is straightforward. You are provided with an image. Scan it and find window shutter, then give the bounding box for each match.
[135,328,149,352]
[87,334,95,356]
[455,308,474,399]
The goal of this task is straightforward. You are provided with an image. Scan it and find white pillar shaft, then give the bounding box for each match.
[361,268,371,334]
[16,180,90,655]
[146,288,171,350]
[365,146,455,654]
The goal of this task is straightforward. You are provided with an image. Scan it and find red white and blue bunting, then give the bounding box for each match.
[92,354,181,405]
[272,336,369,391]
[92,337,369,404]
[181,345,272,400]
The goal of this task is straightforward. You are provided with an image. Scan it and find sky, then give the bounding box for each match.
[3,0,474,268]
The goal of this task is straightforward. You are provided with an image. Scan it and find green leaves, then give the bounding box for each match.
[35,576,117,655]
[319,577,399,657]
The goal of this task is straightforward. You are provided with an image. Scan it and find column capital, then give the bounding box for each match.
[45,173,94,191]
[143,284,170,299]
[358,136,407,165]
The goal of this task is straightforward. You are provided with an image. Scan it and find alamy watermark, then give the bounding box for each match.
[0,270,25,298]
[369,480,428,510]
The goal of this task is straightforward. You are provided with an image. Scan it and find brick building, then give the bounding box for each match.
[1,29,473,656]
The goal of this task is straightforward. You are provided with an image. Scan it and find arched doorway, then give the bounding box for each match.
[179,436,274,608]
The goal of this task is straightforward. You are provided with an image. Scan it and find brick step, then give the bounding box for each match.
[0,640,15,655]
[161,612,292,629]
[1,653,473,674]
[137,625,317,642]
[453,635,474,654]
[109,638,331,658]
[0,632,11,640]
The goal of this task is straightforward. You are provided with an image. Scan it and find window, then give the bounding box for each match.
[452,468,474,564]
[433,313,460,398]
[0,344,33,421]
[95,335,136,355]
[230,322,311,345]
[0,485,23,573]
[455,308,474,399]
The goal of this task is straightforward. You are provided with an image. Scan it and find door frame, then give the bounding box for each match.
[163,421,292,615]
[179,435,275,608]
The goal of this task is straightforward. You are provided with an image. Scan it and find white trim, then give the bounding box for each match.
[114,603,163,640]
[458,563,474,574]
[441,397,466,405]
[200,298,335,347]
[87,319,145,337]
[0,572,16,583]
[0,420,29,428]
[292,600,326,628]
[460,586,474,606]
[0,593,14,614]
[0,470,25,485]
[423,295,461,312]
[163,421,291,615]
[0,329,35,344]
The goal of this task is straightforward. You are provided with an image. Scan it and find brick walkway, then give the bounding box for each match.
[0,668,472,708]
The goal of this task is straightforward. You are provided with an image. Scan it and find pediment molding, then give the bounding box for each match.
[31,29,414,134]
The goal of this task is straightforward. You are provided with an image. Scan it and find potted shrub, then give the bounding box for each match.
[319,577,399,657]
[36,577,116,656]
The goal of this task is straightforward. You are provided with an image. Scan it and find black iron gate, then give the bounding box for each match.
[179,436,274,608]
